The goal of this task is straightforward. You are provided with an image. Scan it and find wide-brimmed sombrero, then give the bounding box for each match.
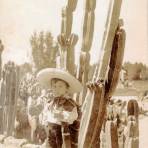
[37,68,82,93]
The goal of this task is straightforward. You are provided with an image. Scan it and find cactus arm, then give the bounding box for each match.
[76,0,96,105]
[96,0,122,81]
[78,84,96,147]
[90,22,125,148]
[58,0,78,75]
[105,23,126,99]
[79,82,105,148]
[61,0,78,38]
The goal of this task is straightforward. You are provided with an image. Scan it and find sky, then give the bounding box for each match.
[0,0,147,65]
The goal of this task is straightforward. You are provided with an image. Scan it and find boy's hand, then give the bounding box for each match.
[53,111,64,120]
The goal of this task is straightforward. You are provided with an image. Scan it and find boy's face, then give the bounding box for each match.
[51,80,69,97]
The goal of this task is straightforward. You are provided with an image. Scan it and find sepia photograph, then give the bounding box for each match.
[0,0,147,147]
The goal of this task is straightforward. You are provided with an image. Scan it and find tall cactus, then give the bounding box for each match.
[57,0,78,75]
[0,70,6,134]
[79,0,124,147]
[91,20,125,147]
[105,19,126,98]
[56,1,80,147]
[2,62,19,136]
[28,0,126,147]
[76,0,96,105]
[0,40,4,79]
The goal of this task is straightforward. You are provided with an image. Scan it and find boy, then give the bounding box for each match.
[37,68,82,148]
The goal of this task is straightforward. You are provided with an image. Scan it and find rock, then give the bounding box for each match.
[4,136,28,147]
[0,134,7,143]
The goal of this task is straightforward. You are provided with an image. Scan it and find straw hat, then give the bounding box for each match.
[37,68,82,93]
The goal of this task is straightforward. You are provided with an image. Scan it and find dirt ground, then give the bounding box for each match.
[139,114,148,148]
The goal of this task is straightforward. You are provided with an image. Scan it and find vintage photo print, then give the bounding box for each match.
[0,0,147,147]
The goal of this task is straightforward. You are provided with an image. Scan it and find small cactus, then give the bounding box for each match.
[125,99,139,148]
[127,100,139,123]
[124,117,139,148]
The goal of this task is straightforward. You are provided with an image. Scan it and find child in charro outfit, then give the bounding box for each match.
[37,68,82,148]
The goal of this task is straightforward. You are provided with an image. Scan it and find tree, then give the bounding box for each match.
[19,63,32,79]
[123,62,148,80]
[30,31,59,71]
